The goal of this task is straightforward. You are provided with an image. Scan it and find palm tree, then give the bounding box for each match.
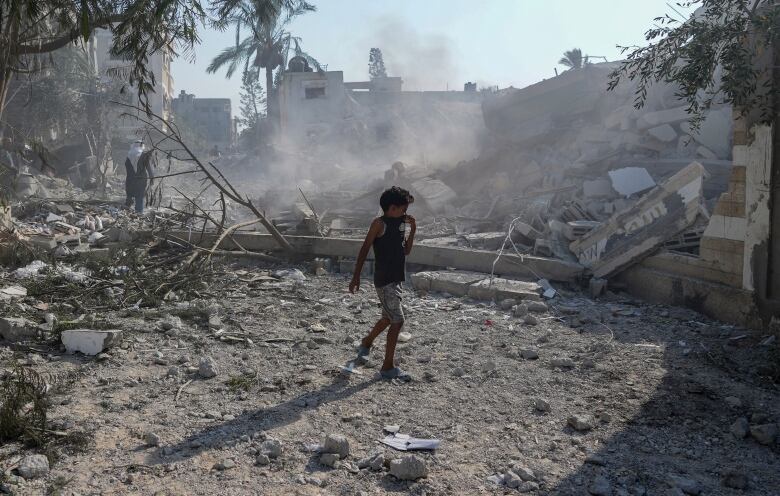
[207,0,320,127]
[558,48,584,70]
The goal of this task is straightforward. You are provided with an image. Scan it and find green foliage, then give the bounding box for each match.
[608,0,780,129]
[239,66,266,129]
[369,47,387,79]
[558,48,584,70]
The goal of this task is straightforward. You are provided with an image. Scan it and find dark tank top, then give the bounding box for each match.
[373,216,406,287]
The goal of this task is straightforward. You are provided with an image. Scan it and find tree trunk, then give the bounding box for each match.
[264,66,278,140]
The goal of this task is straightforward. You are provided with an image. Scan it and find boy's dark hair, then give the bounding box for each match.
[379,186,414,213]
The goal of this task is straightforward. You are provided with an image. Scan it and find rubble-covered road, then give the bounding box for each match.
[1,267,779,496]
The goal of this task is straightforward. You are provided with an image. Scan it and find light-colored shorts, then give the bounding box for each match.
[376,283,404,324]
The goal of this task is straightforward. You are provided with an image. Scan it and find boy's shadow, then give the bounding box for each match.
[151,374,379,465]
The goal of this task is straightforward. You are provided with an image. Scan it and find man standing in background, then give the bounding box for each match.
[124,140,154,213]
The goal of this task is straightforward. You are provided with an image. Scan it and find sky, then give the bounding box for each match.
[172,0,693,117]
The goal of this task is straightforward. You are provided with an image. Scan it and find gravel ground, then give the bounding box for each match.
[1,265,779,496]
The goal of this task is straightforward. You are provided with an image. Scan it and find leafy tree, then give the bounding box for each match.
[369,48,387,79]
[238,66,265,147]
[0,1,302,127]
[608,0,780,129]
[207,0,320,127]
[558,48,584,70]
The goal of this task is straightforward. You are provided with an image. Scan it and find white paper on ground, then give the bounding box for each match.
[381,434,441,451]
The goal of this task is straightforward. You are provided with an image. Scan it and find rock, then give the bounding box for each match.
[647,123,678,142]
[260,439,282,458]
[730,417,749,439]
[527,301,548,313]
[486,474,504,485]
[513,304,528,317]
[198,356,218,378]
[144,432,161,447]
[323,434,350,458]
[500,299,516,310]
[389,455,427,481]
[213,458,235,471]
[749,423,778,445]
[552,357,575,368]
[61,329,122,355]
[504,470,524,488]
[255,454,270,466]
[511,465,537,481]
[534,399,551,412]
[369,453,385,471]
[320,453,340,468]
[208,315,222,330]
[589,475,612,495]
[524,314,539,326]
[481,360,496,372]
[722,469,748,489]
[517,481,540,493]
[723,396,742,408]
[568,415,595,432]
[398,332,412,343]
[668,475,702,495]
[17,454,49,479]
[521,349,539,360]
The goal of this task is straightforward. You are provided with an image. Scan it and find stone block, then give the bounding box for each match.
[647,123,678,142]
[61,329,123,355]
[468,278,541,301]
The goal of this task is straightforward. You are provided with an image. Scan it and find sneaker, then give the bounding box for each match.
[379,367,412,382]
[355,345,371,365]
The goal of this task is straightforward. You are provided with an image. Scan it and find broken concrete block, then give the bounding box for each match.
[681,107,732,158]
[647,123,678,142]
[583,178,614,198]
[570,161,707,279]
[564,221,601,241]
[468,278,541,302]
[636,106,690,130]
[0,317,40,342]
[608,167,656,197]
[410,271,487,296]
[514,221,542,240]
[410,178,456,213]
[61,329,122,355]
[696,145,718,160]
[463,232,507,250]
[533,239,553,257]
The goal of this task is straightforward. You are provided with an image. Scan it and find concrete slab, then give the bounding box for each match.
[571,162,707,279]
[157,232,584,282]
[467,278,541,301]
[61,329,123,355]
[411,271,488,296]
[648,123,678,142]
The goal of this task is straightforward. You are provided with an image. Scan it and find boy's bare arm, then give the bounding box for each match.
[404,215,416,255]
[350,218,382,293]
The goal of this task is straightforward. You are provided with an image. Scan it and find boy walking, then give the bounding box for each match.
[349,186,416,381]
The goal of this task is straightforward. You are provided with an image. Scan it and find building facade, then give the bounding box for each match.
[171,91,234,152]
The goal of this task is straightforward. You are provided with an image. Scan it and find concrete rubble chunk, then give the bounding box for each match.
[0,317,39,343]
[636,106,690,130]
[608,167,656,197]
[570,162,707,278]
[730,417,749,439]
[647,123,678,142]
[410,270,488,296]
[526,301,548,313]
[468,278,541,302]
[323,434,350,458]
[568,414,595,432]
[198,356,219,378]
[61,329,122,355]
[261,439,283,458]
[319,453,340,468]
[17,454,49,479]
[389,455,428,480]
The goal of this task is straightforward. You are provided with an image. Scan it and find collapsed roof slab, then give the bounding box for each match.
[158,232,585,283]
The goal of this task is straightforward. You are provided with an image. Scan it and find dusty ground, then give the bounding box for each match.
[1,263,779,496]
